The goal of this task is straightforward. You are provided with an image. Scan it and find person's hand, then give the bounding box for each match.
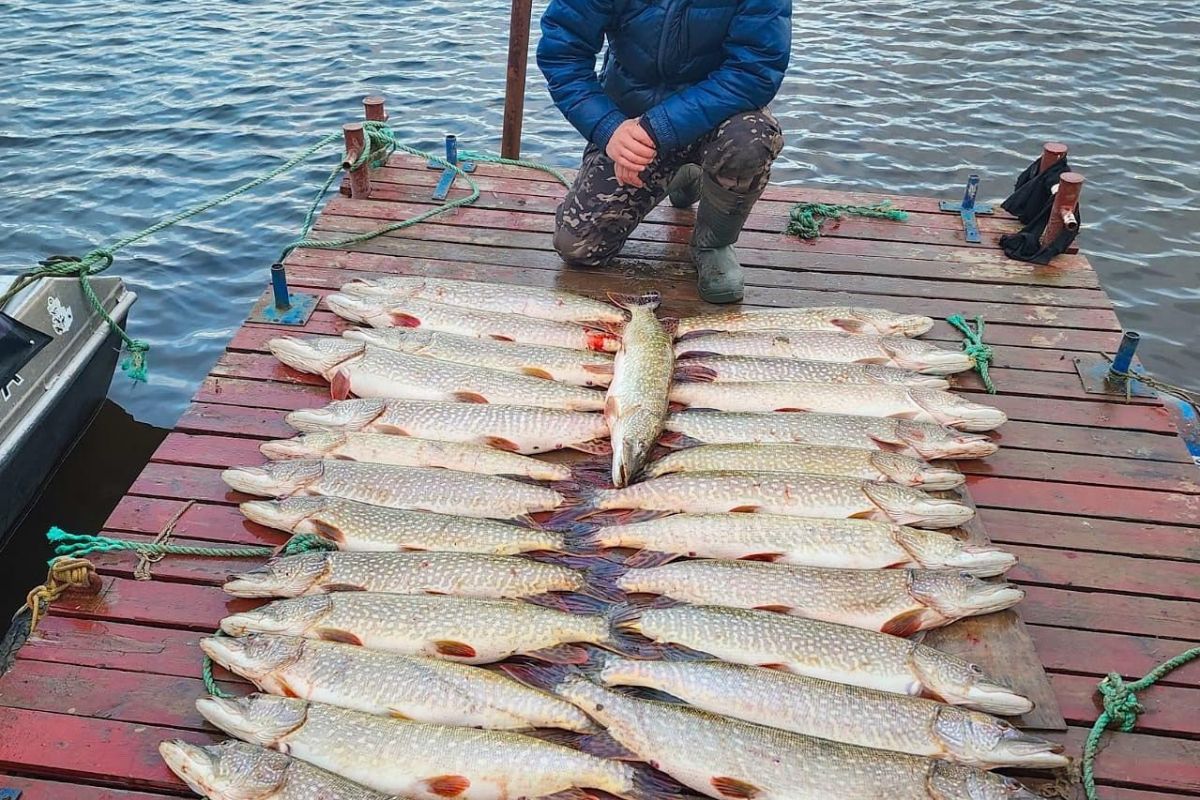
[607,118,656,188]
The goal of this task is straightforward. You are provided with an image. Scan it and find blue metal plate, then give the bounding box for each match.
[247,290,320,326]
[1073,354,1157,399]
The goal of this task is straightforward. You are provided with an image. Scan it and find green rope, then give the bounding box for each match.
[784,201,908,239]
[946,313,995,394]
[203,628,233,699]
[1082,648,1200,800]
[45,526,334,561]
[459,149,573,187]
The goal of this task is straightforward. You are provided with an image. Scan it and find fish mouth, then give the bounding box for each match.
[285,400,387,433]
[955,581,1025,616]
[907,499,975,529]
[912,434,999,461]
[325,293,381,324]
[223,566,301,598]
[268,337,361,376]
[990,730,1069,769]
[942,405,1008,433]
[895,352,974,376]
[195,696,295,746]
[158,740,216,797]
[964,680,1034,716]
[200,636,264,681]
[947,545,1018,578]
[220,609,286,637]
[913,467,966,491]
[222,467,279,497]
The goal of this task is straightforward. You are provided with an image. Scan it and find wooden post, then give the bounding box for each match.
[1040,172,1083,248]
[1040,142,1068,173]
[501,0,534,160]
[343,123,371,199]
[363,95,388,122]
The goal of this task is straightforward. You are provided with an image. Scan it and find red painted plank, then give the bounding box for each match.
[1027,625,1200,687]
[174,402,295,440]
[0,776,175,799]
[968,476,1200,526]
[1021,585,1199,640]
[51,577,251,632]
[104,496,285,548]
[963,449,1200,494]
[980,508,1200,561]
[1006,545,1200,600]
[1053,725,1200,794]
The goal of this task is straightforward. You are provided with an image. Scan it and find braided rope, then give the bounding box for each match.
[784,201,908,239]
[946,313,996,393]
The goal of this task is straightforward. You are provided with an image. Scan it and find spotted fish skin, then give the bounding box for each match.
[339,276,627,323]
[663,410,998,460]
[285,399,610,455]
[344,328,615,387]
[674,353,950,388]
[221,460,565,520]
[606,292,674,487]
[675,330,972,375]
[239,497,568,554]
[676,306,935,337]
[200,634,596,732]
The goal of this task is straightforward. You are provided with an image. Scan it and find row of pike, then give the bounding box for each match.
[169,277,1056,800]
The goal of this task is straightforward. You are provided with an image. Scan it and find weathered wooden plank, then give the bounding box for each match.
[1026,626,1200,687]
[968,476,1200,526]
[51,577,250,632]
[175,402,296,440]
[962,449,1200,494]
[1006,545,1200,600]
[1021,585,1199,640]
[0,776,177,800]
[980,509,1200,562]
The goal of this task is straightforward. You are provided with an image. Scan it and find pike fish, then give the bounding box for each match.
[585,471,975,528]
[219,592,615,664]
[223,551,593,600]
[197,695,677,800]
[344,328,615,387]
[606,292,674,486]
[269,337,603,411]
[285,399,610,455]
[201,634,597,732]
[676,306,935,337]
[240,497,570,554]
[571,513,1016,576]
[261,431,572,482]
[674,353,950,388]
[595,559,1023,634]
[222,460,566,520]
[670,381,1006,431]
[326,293,620,353]
[340,275,626,323]
[594,655,1068,769]
[676,330,973,375]
[644,443,965,490]
[498,669,1038,800]
[611,603,1034,715]
[662,410,998,460]
[159,740,389,800]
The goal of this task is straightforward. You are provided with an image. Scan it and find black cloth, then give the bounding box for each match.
[0,312,51,387]
[998,155,1080,265]
[999,194,1082,265]
[1001,155,1071,223]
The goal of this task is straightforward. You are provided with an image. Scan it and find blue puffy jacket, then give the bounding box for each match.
[537,0,792,153]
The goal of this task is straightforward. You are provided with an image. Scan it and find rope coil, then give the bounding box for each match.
[946,313,996,394]
[46,527,336,561]
[784,200,908,239]
[1,557,100,677]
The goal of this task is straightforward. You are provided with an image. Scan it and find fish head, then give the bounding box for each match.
[223,554,333,598]
[907,389,1008,433]
[610,417,656,488]
[340,276,422,299]
[345,327,437,354]
[912,645,1033,716]
[838,309,934,337]
[893,528,1017,577]
[285,399,388,433]
[221,460,326,498]
[909,570,1025,618]
[932,707,1068,769]
[324,293,390,325]
[870,451,963,490]
[196,693,309,748]
[860,364,949,389]
[891,420,999,460]
[220,595,334,637]
[882,337,973,375]
[160,739,291,800]
[268,337,362,376]
[260,432,348,460]
[239,497,332,533]
[862,482,974,528]
[200,633,307,685]
[927,762,1041,800]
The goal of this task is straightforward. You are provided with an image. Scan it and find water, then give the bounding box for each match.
[0,2,1196,590]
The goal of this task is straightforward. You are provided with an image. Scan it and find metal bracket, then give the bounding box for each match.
[1073,354,1156,399]
[939,174,994,244]
[0,788,24,799]
[246,263,319,326]
[426,134,475,201]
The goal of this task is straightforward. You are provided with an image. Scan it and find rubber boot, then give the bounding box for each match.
[690,174,762,304]
[666,163,702,208]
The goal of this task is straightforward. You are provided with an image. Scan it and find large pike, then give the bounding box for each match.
[269,337,603,410]
[261,431,572,482]
[201,634,596,732]
[219,593,615,664]
[159,740,389,800]
[593,656,1067,769]
[197,695,677,800]
[677,306,935,337]
[584,471,974,528]
[674,353,950,388]
[498,669,1038,800]
[570,513,1015,576]
[606,292,674,486]
[676,330,973,375]
[326,293,620,353]
[670,381,1006,431]
[223,551,595,600]
[644,443,965,490]
[222,461,566,520]
[240,497,571,554]
[344,328,615,387]
[593,560,1023,634]
[611,603,1034,715]
[340,275,626,323]
[285,399,610,455]
[662,409,998,460]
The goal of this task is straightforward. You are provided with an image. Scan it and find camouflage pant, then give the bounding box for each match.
[553,108,784,267]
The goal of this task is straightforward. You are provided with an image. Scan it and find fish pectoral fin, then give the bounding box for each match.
[320,583,367,593]
[830,317,868,333]
[390,312,422,328]
[728,505,762,513]
[483,436,521,452]
[536,789,596,800]
[774,406,810,413]
[848,509,883,520]
[758,663,790,672]
[711,777,762,799]
[453,391,490,404]
[891,410,924,420]
[855,356,891,365]
[752,605,793,614]
[306,520,345,544]
[881,609,935,637]
[577,731,641,762]
[520,367,555,380]
[316,628,362,645]
[433,640,478,659]
[581,363,615,376]
[423,775,472,798]
[488,334,516,342]
[527,643,590,664]
[572,438,613,455]
[386,707,411,720]
[330,370,353,401]
[741,552,786,563]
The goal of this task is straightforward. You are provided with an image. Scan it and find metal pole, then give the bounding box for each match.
[445,134,459,165]
[342,123,371,199]
[270,263,291,310]
[1040,171,1083,248]
[1040,142,1068,173]
[363,95,388,122]
[501,0,534,160]
[1109,331,1141,377]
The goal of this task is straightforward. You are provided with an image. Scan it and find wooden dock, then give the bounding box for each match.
[1,151,1197,799]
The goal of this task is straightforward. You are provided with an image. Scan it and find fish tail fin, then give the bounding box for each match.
[672,362,719,383]
[621,549,678,569]
[571,460,615,487]
[517,728,589,750]
[542,484,604,529]
[606,291,661,312]
[600,600,677,660]
[525,591,611,617]
[499,660,579,694]
[561,522,605,554]
[582,558,630,603]
[659,318,679,337]
[629,766,688,800]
